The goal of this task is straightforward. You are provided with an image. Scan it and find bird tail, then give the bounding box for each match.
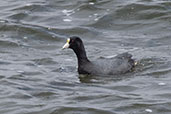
[129,59,137,68]
[134,61,138,66]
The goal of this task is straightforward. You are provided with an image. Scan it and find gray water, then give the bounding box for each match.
[0,0,171,114]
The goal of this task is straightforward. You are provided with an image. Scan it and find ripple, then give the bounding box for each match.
[0,75,5,79]
[115,3,166,19]
[63,18,72,22]
[88,2,170,32]
[0,61,11,65]
[145,109,153,113]
[158,82,166,86]
[89,2,95,5]
[9,12,29,20]
[32,91,56,98]
[51,106,115,114]
[32,58,58,65]
[0,40,20,48]
[11,4,52,12]
[62,9,75,16]
[145,68,171,76]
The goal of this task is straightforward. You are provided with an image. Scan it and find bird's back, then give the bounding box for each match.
[79,53,135,75]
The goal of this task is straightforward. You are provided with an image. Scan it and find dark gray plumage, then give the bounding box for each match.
[63,36,136,75]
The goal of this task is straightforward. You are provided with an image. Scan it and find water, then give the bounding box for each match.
[0,0,171,114]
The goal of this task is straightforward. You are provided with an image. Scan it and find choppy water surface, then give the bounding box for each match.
[0,0,171,114]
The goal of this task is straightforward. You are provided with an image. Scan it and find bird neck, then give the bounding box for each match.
[73,44,89,64]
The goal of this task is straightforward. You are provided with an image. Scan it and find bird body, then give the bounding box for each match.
[78,53,134,75]
[63,36,135,75]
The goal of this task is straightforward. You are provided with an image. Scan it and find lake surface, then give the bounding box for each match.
[0,0,171,114]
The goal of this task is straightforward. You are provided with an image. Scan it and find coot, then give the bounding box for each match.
[62,36,136,75]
